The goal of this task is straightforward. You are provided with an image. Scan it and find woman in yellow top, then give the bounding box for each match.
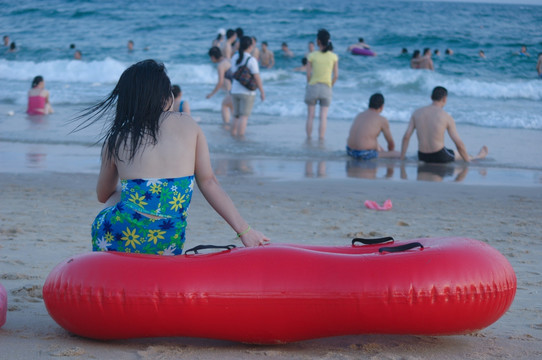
[304,29,339,140]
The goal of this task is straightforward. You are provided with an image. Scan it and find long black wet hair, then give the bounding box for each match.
[74,59,173,163]
[31,76,43,88]
[317,29,333,53]
[236,36,253,65]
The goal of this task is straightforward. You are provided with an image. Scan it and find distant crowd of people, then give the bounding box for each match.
[3,34,145,61]
[205,28,489,165]
[8,27,538,165]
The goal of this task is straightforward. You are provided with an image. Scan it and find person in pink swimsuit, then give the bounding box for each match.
[27,76,54,115]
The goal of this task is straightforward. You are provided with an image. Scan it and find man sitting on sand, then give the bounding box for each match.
[346,93,400,160]
[400,86,488,163]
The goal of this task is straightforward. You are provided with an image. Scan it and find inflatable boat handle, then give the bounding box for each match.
[352,236,394,245]
[379,242,424,253]
[185,244,237,254]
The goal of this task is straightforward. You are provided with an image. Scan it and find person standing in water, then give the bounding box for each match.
[419,48,434,70]
[259,41,275,68]
[304,28,338,140]
[230,36,265,137]
[222,29,237,59]
[410,49,421,69]
[207,46,234,124]
[250,37,260,61]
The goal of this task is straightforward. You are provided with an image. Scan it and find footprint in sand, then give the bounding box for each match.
[49,347,86,356]
[11,285,43,302]
[1,273,36,280]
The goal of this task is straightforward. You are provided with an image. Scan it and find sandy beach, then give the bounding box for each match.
[1,170,541,359]
[2,0,542,357]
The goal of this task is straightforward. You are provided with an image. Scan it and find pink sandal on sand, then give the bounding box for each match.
[364,199,392,211]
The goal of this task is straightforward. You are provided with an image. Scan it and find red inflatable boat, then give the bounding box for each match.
[42,237,516,344]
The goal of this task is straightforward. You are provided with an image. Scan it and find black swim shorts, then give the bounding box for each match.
[418,147,455,163]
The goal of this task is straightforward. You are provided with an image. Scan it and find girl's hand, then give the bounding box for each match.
[239,228,270,247]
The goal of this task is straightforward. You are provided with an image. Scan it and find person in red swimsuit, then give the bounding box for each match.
[27,76,54,115]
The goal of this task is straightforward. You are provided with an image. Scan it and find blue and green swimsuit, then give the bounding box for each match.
[91,176,194,255]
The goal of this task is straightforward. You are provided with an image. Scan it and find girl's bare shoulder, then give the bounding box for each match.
[162,111,199,129]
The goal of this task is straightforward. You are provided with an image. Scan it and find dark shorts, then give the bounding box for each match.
[418,147,455,163]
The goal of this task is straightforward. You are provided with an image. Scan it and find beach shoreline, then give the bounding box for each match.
[1,141,541,187]
[1,171,541,359]
[1,105,541,187]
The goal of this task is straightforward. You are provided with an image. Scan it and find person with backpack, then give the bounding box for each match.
[230,36,265,137]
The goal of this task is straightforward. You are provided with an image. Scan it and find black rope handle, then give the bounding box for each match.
[184,244,237,255]
[379,242,424,253]
[352,236,394,245]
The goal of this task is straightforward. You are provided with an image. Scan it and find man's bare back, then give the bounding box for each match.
[401,86,488,163]
[346,93,399,159]
[410,104,450,153]
[259,45,274,68]
[347,110,389,151]
[418,49,434,70]
[419,56,434,70]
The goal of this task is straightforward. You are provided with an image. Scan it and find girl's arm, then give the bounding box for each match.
[96,146,120,203]
[332,59,339,86]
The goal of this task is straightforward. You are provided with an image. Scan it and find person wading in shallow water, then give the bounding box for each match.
[304,28,338,140]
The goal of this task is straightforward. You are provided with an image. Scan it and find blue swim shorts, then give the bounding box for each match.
[346,146,378,160]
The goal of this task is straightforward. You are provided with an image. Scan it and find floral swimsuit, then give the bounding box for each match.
[91,176,194,255]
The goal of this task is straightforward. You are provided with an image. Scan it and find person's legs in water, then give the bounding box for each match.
[306,104,316,138]
[222,94,233,124]
[318,105,329,140]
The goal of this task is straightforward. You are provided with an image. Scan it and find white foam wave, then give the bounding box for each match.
[0,58,127,84]
[166,63,216,85]
[373,69,542,101]
[0,59,223,86]
[446,78,542,101]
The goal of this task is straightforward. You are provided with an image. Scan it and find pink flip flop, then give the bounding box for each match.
[364,199,392,211]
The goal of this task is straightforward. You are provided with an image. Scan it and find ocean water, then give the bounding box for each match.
[1,0,541,182]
